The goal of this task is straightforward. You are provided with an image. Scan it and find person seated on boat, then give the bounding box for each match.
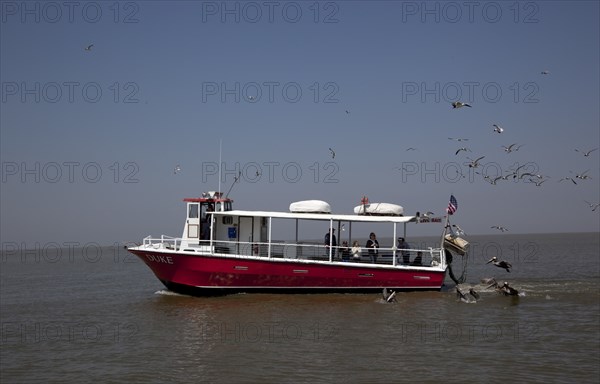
[410,251,423,266]
[340,241,350,261]
[397,237,411,264]
[351,240,362,262]
[324,228,337,259]
[366,232,379,263]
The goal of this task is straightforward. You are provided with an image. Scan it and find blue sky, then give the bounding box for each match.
[1,0,599,246]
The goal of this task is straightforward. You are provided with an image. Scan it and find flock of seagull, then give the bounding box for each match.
[380,70,596,305]
[442,77,598,228]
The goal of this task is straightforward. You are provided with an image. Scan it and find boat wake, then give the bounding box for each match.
[154,289,187,297]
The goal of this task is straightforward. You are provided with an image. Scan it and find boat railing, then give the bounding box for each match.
[209,239,445,268]
[138,237,445,268]
[142,235,181,250]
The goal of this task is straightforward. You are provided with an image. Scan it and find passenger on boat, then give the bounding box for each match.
[410,251,423,266]
[340,241,350,261]
[397,237,411,264]
[366,232,379,263]
[324,228,337,259]
[200,204,214,240]
[351,241,362,262]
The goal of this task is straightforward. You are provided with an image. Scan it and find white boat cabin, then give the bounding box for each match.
[172,195,447,269]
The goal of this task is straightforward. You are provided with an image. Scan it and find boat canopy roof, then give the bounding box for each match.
[211,209,417,223]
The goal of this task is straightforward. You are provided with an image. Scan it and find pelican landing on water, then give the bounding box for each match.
[500,282,519,296]
[382,288,397,303]
[487,257,512,272]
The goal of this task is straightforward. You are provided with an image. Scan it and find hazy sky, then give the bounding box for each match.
[1,0,599,246]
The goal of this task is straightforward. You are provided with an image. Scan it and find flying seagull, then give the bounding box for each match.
[584,200,600,212]
[455,147,471,155]
[452,101,472,109]
[480,173,502,185]
[173,165,181,174]
[451,224,466,236]
[493,124,504,133]
[328,147,335,159]
[85,44,94,51]
[528,178,547,187]
[491,225,509,232]
[541,70,550,75]
[466,156,485,168]
[487,257,512,272]
[406,147,417,151]
[574,170,591,180]
[448,137,469,142]
[559,177,577,185]
[502,143,522,153]
[575,148,598,157]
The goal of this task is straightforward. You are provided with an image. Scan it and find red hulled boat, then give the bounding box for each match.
[127,192,460,295]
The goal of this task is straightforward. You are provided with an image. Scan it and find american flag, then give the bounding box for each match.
[447,195,458,215]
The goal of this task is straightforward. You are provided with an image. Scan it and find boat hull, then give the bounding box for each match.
[129,248,447,296]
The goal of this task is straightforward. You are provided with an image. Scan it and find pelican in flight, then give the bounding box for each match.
[452,101,472,109]
[487,257,512,272]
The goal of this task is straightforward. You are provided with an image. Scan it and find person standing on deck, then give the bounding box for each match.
[398,237,411,264]
[351,240,362,261]
[366,232,379,263]
[324,228,337,259]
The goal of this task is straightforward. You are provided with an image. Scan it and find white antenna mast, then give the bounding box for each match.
[218,139,222,195]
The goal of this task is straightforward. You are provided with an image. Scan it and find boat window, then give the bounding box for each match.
[188,204,199,218]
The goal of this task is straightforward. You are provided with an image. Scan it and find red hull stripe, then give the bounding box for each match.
[130,250,446,291]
